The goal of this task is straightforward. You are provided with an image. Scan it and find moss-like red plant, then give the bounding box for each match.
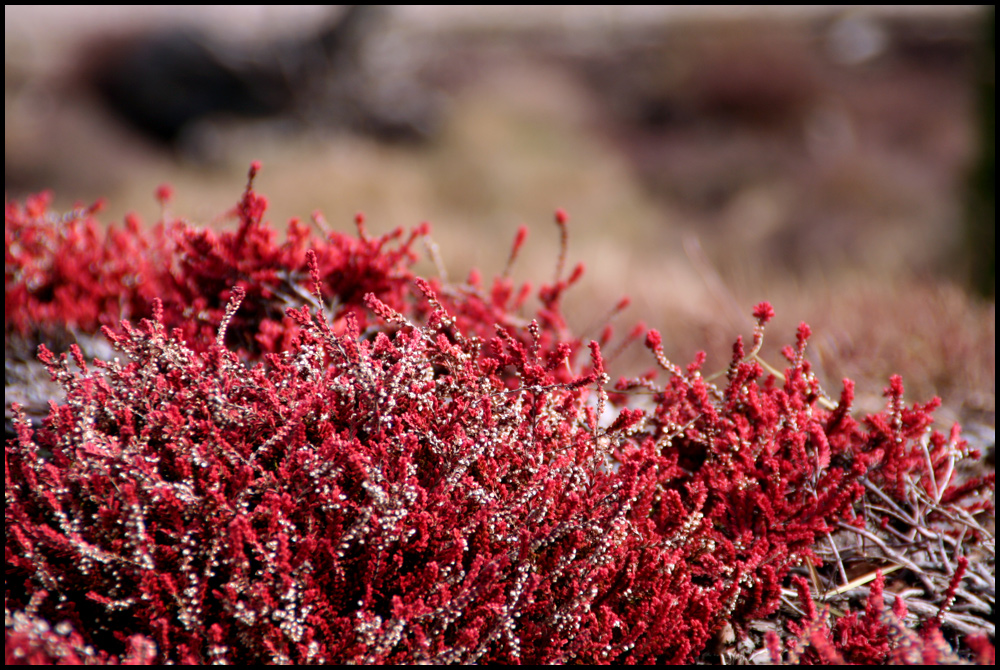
[5,166,993,663]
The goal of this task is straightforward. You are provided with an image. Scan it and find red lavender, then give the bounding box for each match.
[5,168,993,663]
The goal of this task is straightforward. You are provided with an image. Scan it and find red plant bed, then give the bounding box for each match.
[5,166,994,663]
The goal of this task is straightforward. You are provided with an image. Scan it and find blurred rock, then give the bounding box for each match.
[83,6,440,153]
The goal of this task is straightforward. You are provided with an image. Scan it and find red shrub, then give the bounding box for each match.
[5,168,992,663]
[6,166,426,358]
[768,566,995,666]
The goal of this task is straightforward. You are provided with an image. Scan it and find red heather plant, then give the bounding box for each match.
[767,568,995,665]
[6,163,429,358]
[5,169,995,663]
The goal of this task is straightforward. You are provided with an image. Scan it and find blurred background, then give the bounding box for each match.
[4,6,994,445]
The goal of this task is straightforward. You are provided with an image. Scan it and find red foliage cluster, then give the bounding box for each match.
[6,165,427,358]
[768,568,995,665]
[5,169,993,663]
[6,607,156,666]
